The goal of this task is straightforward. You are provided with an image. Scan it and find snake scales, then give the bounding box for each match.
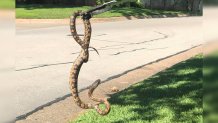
[69,11,110,115]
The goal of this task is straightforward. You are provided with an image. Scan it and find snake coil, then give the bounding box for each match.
[69,11,110,115]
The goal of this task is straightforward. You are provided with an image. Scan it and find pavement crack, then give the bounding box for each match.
[111,47,168,56]
[99,31,170,49]
[15,61,73,71]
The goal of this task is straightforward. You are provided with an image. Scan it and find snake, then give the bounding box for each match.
[69,11,110,115]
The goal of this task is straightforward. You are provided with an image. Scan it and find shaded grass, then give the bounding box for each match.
[0,0,15,9]
[72,54,203,123]
[93,7,186,18]
[16,5,186,19]
[204,50,218,123]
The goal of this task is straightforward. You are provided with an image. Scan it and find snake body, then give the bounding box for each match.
[69,11,110,115]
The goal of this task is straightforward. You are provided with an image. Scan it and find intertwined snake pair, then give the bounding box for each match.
[69,11,110,115]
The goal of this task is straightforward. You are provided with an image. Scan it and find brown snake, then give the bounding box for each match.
[69,11,110,115]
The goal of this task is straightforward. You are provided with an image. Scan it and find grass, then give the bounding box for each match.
[72,54,203,123]
[15,4,186,19]
[204,50,218,123]
[0,0,15,9]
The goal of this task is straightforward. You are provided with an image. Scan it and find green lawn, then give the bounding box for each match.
[204,50,218,123]
[72,54,203,123]
[0,0,15,9]
[16,5,186,19]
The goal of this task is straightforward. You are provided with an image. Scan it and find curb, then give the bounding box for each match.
[16,14,190,25]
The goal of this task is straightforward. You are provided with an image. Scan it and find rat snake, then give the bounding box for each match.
[69,11,110,115]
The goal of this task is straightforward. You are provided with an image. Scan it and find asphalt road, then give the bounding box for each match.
[14,16,207,120]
